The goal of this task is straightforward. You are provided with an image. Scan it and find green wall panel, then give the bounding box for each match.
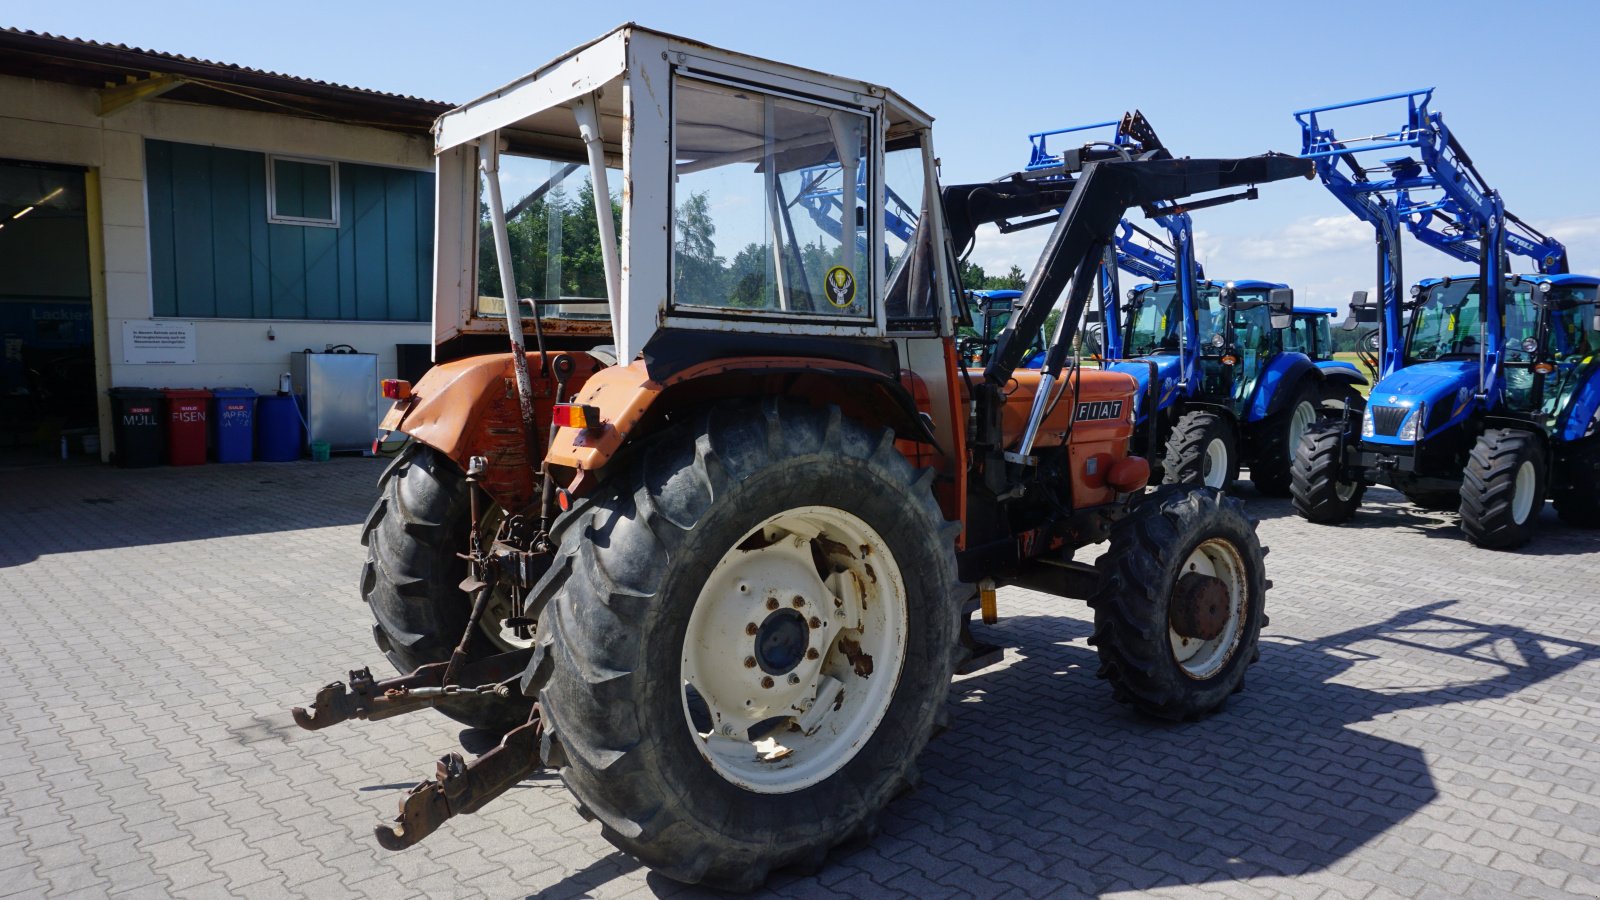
[146,139,433,322]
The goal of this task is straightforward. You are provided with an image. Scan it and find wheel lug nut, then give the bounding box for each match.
[744,656,757,668]
[792,595,805,607]
[766,598,779,611]
[760,676,774,689]
[745,622,759,636]
[806,648,819,660]
[809,617,822,629]
[788,674,800,685]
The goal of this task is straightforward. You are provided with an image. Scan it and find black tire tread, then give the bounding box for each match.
[1250,385,1319,497]
[1162,409,1238,489]
[1554,438,1600,528]
[534,399,964,891]
[1087,486,1266,721]
[1460,428,1545,550]
[1291,422,1365,523]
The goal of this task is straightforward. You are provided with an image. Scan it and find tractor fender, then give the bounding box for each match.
[1558,366,1600,442]
[378,351,607,511]
[545,357,938,491]
[1246,354,1322,423]
[1316,360,1369,392]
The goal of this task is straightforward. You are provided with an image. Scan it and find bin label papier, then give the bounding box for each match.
[122,320,196,364]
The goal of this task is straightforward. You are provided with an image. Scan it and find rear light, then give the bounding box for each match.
[381,379,412,400]
[552,403,603,432]
[1221,355,1238,366]
[1533,362,1555,374]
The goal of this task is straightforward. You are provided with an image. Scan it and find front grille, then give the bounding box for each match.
[1370,405,1410,437]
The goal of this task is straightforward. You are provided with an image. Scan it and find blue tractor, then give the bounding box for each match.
[1022,114,1366,493]
[1291,89,1600,548]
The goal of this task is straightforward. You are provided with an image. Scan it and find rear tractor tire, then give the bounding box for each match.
[1088,486,1266,720]
[1249,385,1320,497]
[1554,438,1600,528]
[360,442,530,732]
[1291,422,1365,524]
[1460,428,1546,550]
[532,400,963,891]
[1163,409,1239,490]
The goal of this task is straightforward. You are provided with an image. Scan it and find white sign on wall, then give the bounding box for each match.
[122,320,196,364]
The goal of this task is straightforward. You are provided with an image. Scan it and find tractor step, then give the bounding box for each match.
[290,647,533,731]
[375,710,546,850]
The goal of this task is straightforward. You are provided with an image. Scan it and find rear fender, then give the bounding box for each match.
[546,357,938,494]
[380,352,606,510]
[1247,355,1321,422]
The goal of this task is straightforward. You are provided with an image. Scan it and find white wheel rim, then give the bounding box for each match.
[1167,537,1248,679]
[681,506,907,794]
[1512,460,1537,524]
[1335,479,1357,503]
[1203,438,1228,489]
[1289,401,1317,456]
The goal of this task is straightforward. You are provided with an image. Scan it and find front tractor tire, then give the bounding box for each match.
[1291,422,1365,523]
[1088,486,1266,720]
[1460,428,1547,550]
[1163,409,1239,490]
[532,400,962,891]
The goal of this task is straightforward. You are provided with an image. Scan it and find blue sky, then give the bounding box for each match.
[10,0,1600,308]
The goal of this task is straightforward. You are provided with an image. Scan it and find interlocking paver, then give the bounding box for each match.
[3,458,1599,898]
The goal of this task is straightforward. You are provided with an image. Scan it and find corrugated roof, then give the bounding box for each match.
[0,27,452,135]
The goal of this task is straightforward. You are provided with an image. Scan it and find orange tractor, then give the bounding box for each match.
[292,25,1310,890]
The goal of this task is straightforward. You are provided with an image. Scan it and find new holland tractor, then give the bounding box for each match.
[1291,89,1600,549]
[290,26,1311,889]
[1024,117,1365,493]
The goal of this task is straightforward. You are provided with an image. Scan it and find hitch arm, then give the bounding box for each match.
[375,710,546,851]
[290,648,533,731]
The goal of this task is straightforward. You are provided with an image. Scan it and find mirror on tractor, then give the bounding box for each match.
[1592,312,1600,332]
[1343,289,1378,329]
[1268,287,1294,329]
[1218,284,1239,307]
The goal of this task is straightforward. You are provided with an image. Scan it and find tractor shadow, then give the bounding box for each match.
[781,599,1600,897]
[1235,482,1600,555]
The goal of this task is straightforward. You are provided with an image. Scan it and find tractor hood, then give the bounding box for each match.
[1106,353,1185,422]
[1365,359,1479,444]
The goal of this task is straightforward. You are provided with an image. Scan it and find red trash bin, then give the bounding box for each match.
[163,388,212,465]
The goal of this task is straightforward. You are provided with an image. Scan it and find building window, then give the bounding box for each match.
[267,155,339,227]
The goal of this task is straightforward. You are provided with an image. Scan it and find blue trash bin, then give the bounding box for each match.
[211,388,257,463]
[256,394,304,462]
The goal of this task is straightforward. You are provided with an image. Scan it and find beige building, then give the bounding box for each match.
[0,28,450,461]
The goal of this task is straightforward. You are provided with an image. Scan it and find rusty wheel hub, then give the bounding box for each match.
[1169,571,1230,642]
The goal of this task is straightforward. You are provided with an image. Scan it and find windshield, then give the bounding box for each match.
[1546,287,1598,360]
[1408,279,1535,362]
[1124,284,1185,356]
[1124,282,1253,357]
[475,153,620,320]
[671,76,873,318]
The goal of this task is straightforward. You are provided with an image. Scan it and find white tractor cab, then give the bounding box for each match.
[427,26,964,449]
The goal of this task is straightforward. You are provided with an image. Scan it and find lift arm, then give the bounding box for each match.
[1296,88,1569,390]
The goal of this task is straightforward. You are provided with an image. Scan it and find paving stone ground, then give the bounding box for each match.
[2,456,1599,899]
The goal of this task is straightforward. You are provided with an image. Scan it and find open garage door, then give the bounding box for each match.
[0,160,94,462]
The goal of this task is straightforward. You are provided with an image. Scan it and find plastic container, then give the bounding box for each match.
[256,394,305,461]
[108,387,165,468]
[163,388,212,466]
[210,388,257,463]
[309,440,331,462]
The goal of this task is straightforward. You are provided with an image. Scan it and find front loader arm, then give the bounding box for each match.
[944,153,1313,389]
